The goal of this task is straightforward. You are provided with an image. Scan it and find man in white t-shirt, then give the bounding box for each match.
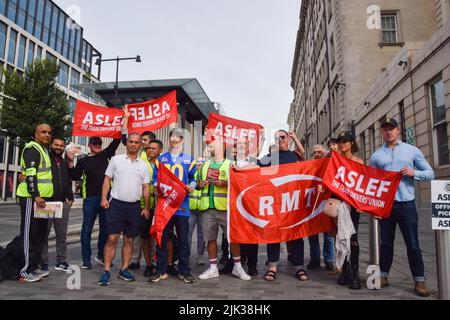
[98,133,151,286]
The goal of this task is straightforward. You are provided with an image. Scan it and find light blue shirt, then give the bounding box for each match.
[370,141,435,202]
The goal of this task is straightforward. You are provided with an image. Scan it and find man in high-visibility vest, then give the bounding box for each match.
[140,139,163,277]
[197,137,251,281]
[16,124,54,283]
[188,157,207,266]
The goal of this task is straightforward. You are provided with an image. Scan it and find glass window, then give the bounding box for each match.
[381,14,399,43]
[45,51,56,61]
[26,0,36,34]
[0,136,5,163]
[41,0,51,44]
[57,61,69,87]
[27,40,35,65]
[17,35,26,69]
[7,29,18,64]
[17,0,27,29]
[7,0,18,22]
[35,45,42,60]
[0,0,6,15]
[0,22,7,60]
[57,12,65,53]
[431,78,449,166]
[70,68,79,86]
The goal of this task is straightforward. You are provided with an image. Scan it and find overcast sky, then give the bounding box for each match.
[55,0,300,139]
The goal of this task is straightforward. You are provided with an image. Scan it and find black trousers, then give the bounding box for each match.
[241,244,259,267]
[18,197,48,277]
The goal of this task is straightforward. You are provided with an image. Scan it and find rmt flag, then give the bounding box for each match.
[150,164,188,247]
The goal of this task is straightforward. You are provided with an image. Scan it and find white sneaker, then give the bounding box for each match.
[198,267,219,280]
[20,273,42,283]
[232,265,251,281]
[35,269,50,278]
[197,255,206,266]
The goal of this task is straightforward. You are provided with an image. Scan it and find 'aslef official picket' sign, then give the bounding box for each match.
[72,100,124,139]
[127,90,178,134]
[431,181,450,230]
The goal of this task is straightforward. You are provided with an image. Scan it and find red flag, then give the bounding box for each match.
[207,113,264,154]
[72,100,124,139]
[150,164,188,247]
[127,91,178,134]
[322,152,402,219]
[229,159,334,244]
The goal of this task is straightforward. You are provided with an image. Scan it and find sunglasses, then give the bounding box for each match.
[275,136,287,141]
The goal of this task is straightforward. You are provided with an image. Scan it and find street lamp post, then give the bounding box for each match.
[95,55,141,108]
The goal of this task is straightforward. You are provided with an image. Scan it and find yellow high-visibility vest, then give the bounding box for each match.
[140,151,156,209]
[198,159,231,212]
[17,141,54,198]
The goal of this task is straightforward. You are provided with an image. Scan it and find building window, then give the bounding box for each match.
[360,133,366,161]
[57,61,69,87]
[0,22,7,59]
[70,68,79,87]
[6,0,18,23]
[17,35,26,69]
[0,0,6,15]
[45,51,56,61]
[27,40,35,65]
[26,0,36,34]
[0,136,5,163]
[430,78,449,166]
[35,45,42,60]
[381,14,399,43]
[17,0,27,29]
[7,29,18,64]
[370,126,376,153]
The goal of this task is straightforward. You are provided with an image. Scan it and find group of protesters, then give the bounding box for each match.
[14,113,435,297]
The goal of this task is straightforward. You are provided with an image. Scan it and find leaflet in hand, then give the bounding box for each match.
[34,202,63,219]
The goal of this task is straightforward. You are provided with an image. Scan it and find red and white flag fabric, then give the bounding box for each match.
[127,90,178,134]
[207,113,264,153]
[72,100,124,139]
[150,164,188,247]
[228,159,334,244]
[322,152,402,219]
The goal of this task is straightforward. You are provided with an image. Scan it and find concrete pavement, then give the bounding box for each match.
[0,203,441,300]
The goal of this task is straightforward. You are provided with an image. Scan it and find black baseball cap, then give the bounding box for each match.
[337,131,355,143]
[381,118,399,128]
[88,137,102,145]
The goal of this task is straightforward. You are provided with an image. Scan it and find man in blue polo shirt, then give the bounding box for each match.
[370,118,434,297]
[149,128,197,284]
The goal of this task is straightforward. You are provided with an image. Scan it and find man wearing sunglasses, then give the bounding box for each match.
[258,130,308,282]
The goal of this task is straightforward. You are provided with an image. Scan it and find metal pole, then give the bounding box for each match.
[369,216,380,265]
[435,230,450,300]
[114,57,120,108]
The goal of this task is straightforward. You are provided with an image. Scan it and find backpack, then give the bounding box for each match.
[0,236,21,281]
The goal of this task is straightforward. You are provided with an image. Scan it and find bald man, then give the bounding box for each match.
[16,124,55,282]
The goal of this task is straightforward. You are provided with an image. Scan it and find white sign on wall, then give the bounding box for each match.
[431,181,450,230]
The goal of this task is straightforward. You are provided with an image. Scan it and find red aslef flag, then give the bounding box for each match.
[72,100,124,139]
[207,113,264,155]
[150,164,188,247]
[127,90,178,134]
[229,159,334,244]
[322,152,402,219]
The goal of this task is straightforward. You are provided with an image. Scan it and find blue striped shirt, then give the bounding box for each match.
[370,141,435,202]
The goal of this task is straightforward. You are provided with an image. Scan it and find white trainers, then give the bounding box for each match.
[19,273,42,283]
[232,265,251,281]
[198,267,219,280]
[197,255,206,266]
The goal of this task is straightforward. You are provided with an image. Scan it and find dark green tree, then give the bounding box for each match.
[0,59,72,147]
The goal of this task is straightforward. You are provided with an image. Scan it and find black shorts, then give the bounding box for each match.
[140,209,155,239]
[106,199,141,237]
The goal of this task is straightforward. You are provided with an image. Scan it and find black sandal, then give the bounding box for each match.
[264,270,277,281]
[295,269,310,281]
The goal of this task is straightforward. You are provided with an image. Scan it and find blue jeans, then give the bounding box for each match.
[156,215,191,275]
[308,233,335,264]
[380,200,425,282]
[80,196,107,263]
[188,210,206,257]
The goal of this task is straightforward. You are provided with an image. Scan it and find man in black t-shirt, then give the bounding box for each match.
[67,137,121,269]
[258,130,309,282]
